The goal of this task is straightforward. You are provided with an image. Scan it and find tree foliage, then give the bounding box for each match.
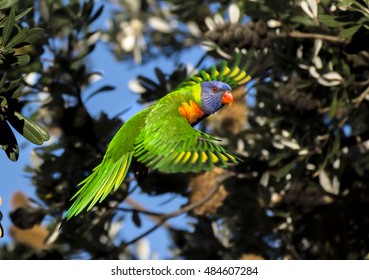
[1,0,369,260]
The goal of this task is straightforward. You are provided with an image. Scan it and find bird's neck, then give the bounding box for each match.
[178,100,205,125]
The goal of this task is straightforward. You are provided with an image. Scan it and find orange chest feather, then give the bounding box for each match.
[178,100,204,124]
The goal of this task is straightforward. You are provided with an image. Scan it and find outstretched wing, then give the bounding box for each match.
[133,100,239,173]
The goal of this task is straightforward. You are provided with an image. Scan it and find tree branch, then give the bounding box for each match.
[352,85,369,106]
[120,171,234,249]
[274,31,347,44]
[117,197,170,229]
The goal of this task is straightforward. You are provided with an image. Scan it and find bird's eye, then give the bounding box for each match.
[211,86,218,93]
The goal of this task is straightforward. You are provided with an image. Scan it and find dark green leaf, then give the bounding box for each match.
[132,210,142,228]
[0,96,7,107]
[137,75,160,90]
[319,15,344,27]
[64,3,80,20]
[5,28,28,50]
[314,134,341,177]
[328,134,340,158]
[0,118,19,161]
[269,152,292,166]
[6,77,23,92]
[155,67,167,85]
[2,8,15,47]
[85,85,115,102]
[318,14,355,27]
[0,0,18,10]
[0,8,32,29]
[15,7,33,21]
[75,44,96,61]
[14,54,30,66]
[276,161,294,182]
[291,15,315,26]
[7,111,50,145]
[0,74,6,89]
[340,24,362,39]
[10,84,21,99]
[88,5,104,24]
[328,92,338,120]
[25,28,44,44]
[81,0,94,19]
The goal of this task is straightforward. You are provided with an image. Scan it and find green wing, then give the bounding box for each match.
[65,108,151,219]
[134,96,238,173]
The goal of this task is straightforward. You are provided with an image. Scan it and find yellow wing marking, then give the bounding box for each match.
[229,66,240,78]
[115,159,129,190]
[220,154,229,161]
[174,151,185,164]
[191,152,199,164]
[201,152,208,163]
[238,76,251,84]
[227,154,236,162]
[234,71,247,81]
[210,152,219,163]
[203,72,211,80]
[222,67,230,76]
[182,152,192,163]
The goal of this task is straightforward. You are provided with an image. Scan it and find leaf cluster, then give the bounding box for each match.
[0,5,48,161]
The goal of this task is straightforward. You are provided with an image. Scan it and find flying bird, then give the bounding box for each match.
[65,60,251,219]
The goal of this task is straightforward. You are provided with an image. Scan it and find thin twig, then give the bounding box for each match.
[116,206,163,217]
[117,196,171,229]
[274,31,347,44]
[352,85,369,106]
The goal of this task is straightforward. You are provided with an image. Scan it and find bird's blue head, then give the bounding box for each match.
[200,81,233,115]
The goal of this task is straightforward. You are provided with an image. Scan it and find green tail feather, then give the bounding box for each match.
[64,152,133,219]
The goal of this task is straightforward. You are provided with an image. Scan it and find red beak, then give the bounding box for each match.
[221,91,233,105]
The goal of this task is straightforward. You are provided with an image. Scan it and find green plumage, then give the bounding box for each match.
[133,87,237,173]
[65,61,251,219]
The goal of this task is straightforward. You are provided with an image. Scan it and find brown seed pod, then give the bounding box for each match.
[189,167,228,216]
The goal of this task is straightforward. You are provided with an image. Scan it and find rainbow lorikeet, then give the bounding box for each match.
[65,62,251,219]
